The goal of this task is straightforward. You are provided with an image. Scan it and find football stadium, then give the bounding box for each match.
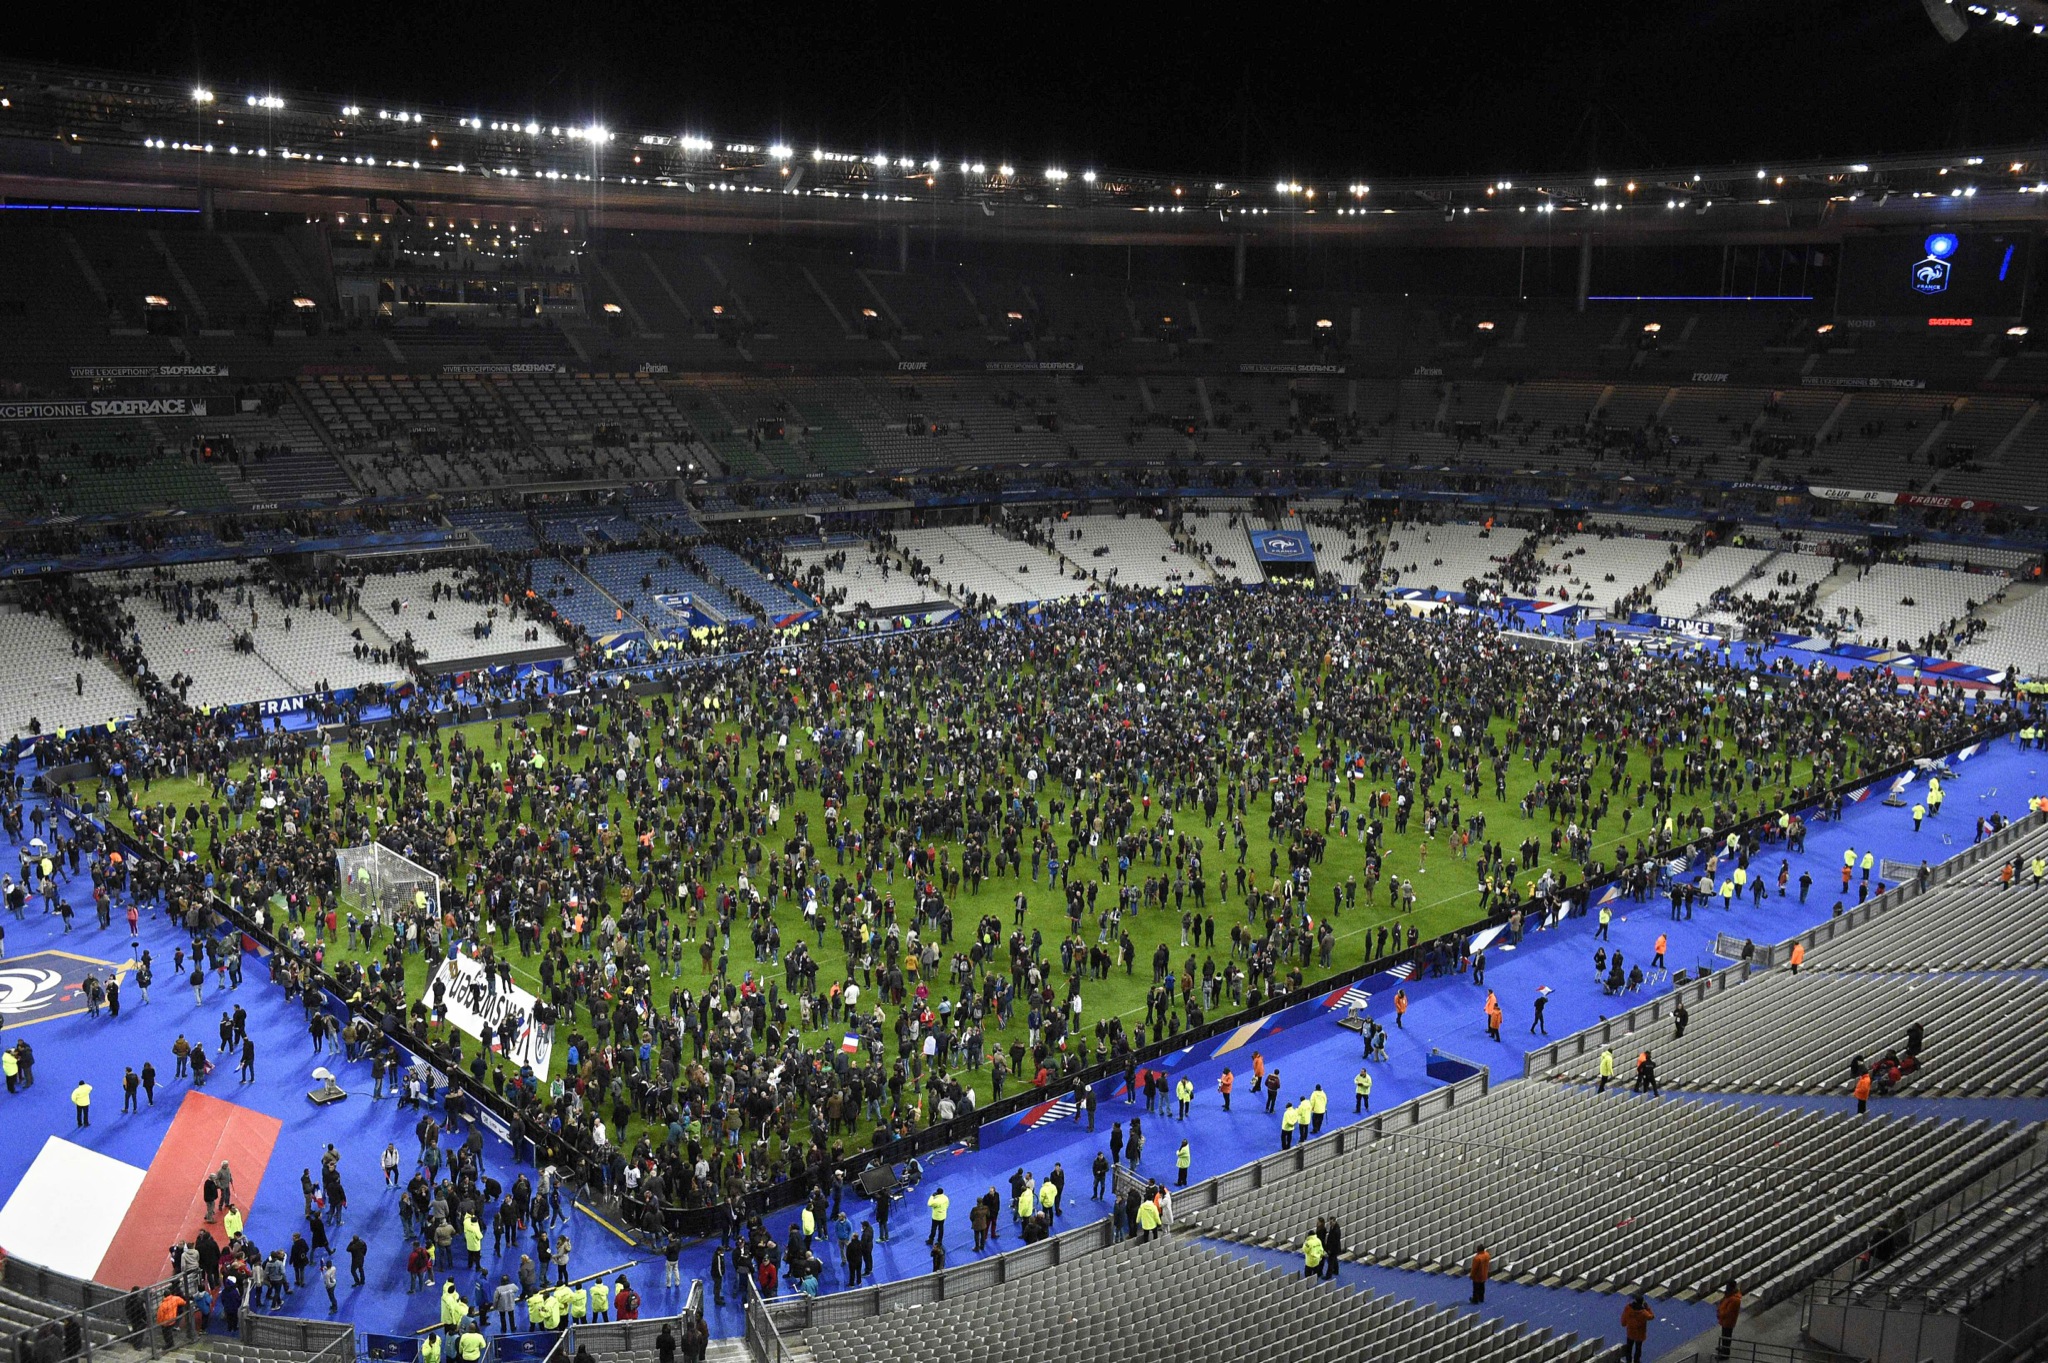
[0,7,2045,1363]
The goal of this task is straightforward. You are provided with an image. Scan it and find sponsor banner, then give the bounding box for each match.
[1799,375,1926,390]
[1628,612,1720,637]
[983,360,1083,372]
[364,1337,420,1362]
[1411,365,1445,377]
[424,953,554,1072]
[69,364,227,379]
[1895,491,1997,512]
[1808,485,1899,505]
[1808,487,2002,513]
[895,360,929,371]
[1690,372,1730,383]
[636,362,671,375]
[439,362,565,376]
[0,397,207,421]
[489,1336,556,1362]
[1249,529,1316,564]
[1237,362,1346,375]
[475,1106,511,1146]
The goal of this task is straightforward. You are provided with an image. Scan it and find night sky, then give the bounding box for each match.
[18,1,2048,179]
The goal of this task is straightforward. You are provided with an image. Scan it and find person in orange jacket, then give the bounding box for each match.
[1714,1281,1743,1360]
[1651,934,1667,970]
[1394,989,1408,1028]
[1854,1070,1873,1115]
[1216,1068,1234,1112]
[1250,1051,1265,1093]
[1468,1244,1490,1303]
[1788,942,1805,974]
[1620,1293,1656,1363]
[155,1292,187,1347]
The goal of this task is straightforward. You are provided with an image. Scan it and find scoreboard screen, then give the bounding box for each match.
[1835,232,2031,319]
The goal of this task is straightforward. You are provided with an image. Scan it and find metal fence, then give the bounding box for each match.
[295,1328,362,1363]
[241,1316,357,1354]
[740,1274,792,1363]
[570,1292,706,1357]
[0,1257,190,1363]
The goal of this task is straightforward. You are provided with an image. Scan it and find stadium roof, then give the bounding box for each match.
[6,59,2048,244]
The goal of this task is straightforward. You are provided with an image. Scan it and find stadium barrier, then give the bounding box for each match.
[63,680,2019,1241]
[241,1316,357,1354]
[0,1256,191,1363]
[741,1273,795,1363]
[567,1289,704,1354]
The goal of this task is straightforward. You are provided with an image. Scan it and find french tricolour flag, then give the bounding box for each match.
[841,1033,861,1054]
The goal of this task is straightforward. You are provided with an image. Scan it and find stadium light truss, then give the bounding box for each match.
[6,56,2048,229]
[1931,0,2048,38]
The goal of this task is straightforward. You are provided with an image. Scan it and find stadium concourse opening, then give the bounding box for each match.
[0,37,2046,1363]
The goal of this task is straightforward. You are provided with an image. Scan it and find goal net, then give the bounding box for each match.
[336,842,441,927]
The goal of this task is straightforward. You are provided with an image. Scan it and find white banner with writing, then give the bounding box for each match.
[425,954,554,1073]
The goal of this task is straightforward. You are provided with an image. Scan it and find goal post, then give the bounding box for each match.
[336,843,442,928]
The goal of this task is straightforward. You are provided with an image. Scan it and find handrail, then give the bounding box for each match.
[300,1328,361,1363]
[239,1314,357,1354]
[740,1272,789,1363]
[0,1253,190,1363]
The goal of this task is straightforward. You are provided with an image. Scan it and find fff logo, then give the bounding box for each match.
[1913,234,1957,295]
